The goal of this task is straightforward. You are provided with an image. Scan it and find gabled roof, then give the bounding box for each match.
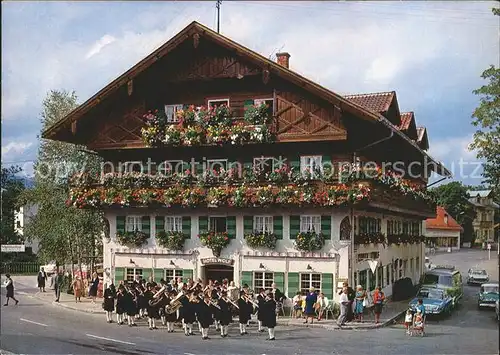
[425,206,463,232]
[40,21,451,177]
[399,112,413,131]
[416,126,429,150]
[467,190,493,198]
[343,91,395,114]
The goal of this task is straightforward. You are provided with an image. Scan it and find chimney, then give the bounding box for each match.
[276,52,291,69]
[444,214,448,225]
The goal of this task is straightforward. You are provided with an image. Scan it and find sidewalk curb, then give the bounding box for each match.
[0,349,17,355]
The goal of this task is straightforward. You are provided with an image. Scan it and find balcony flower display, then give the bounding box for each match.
[207,186,233,207]
[387,234,425,245]
[141,104,274,147]
[244,103,273,125]
[116,230,149,247]
[354,232,386,245]
[245,232,278,249]
[156,231,186,250]
[295,232,325,252]
[198,231,231,257]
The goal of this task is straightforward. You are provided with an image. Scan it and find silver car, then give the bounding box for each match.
[467,268,489,285]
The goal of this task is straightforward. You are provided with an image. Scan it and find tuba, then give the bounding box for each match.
[165,291,185,314]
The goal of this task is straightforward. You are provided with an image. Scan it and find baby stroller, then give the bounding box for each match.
[410,310,426,337]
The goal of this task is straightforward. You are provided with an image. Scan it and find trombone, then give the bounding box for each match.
[244,294,259,309]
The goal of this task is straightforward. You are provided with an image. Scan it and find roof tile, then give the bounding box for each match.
[398,112,413,131]
[343,92,394,113]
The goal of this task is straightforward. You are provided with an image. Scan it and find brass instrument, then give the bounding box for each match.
[153,285,167,299]
[209,298,221,310]
[165,291,185,314]
[223,296,239,310]
[244,295,259,309]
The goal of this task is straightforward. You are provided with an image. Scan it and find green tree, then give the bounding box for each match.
[470,9,500,192]
[1,165,25,245]
[20,90,104,272]
[431,181,476,244]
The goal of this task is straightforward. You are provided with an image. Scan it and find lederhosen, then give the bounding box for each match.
[197,302,215,329]
[237,298,252,324]
[217,298,232,326]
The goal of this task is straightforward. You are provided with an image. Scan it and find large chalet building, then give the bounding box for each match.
[42,21,450,301]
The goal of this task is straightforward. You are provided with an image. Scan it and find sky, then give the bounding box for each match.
[1,1,499,186]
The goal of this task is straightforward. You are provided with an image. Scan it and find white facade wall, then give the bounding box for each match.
[14,204,40,254]
[424,228,461,251]
[103,208,424,300]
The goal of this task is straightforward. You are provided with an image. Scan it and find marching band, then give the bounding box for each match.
[102,277,281,340]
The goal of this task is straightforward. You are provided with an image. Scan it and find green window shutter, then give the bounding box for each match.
[322,155,331,165]
[288,272,299,298]
[142,216,151,237]
[321,215,332,240]
[182,216,191,239]
[274,272,284,292]
[244,99,254,109]
[241,271,253,289]
[273,216,283,239]
[182,269,193,283]
[227,216,236,239]
[142,269,152,281]
[289,215,300,239]
[114,267,125,285]
[154,269,164,282]
[199,216,208,234]
[243,216,253,236]
[322,273,334,299]
[155,216,165,236]
[116,216,126,234]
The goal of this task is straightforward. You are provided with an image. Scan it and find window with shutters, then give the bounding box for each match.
[207,159,228,173]
[300,273,321,293]
[254,216,273,233]
[164,104,183,123]
[126,268,142,284]
[165,269,183,284]
[300,215,321,233]
[253,98,274,117]
[300,155,322,177]
[165,216,182,232]
[359,270,367,290]
[369,270,376,291]
[254,272,274,290]
[340,217,351,241]
[377,266,384,288]
[208,98,230,108]
[253,156,276,174]
[125,216,142,232]
[209,216,227,233]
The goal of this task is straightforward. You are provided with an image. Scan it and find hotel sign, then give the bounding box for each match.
[201,257,234,266]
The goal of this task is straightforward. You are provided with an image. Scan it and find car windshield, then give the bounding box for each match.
[481,285,499,293]
[422,274,452,286]
[417,289,444,299]
[472,270,487,275]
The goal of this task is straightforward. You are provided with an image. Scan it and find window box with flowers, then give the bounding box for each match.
[244,232,278,249]
[156,231,186,250]
[354,232,386,246]
[116,231,149,247]
[294,232,325,252]
[198,231,231,257]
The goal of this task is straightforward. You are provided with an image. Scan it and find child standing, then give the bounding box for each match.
[404,309,413,335]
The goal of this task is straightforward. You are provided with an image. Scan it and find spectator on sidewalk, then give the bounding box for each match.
[54,270,63,302]
[337,287,349,327]
[3,274,19,306]
[72,276,83,303]
[37,268,48,292]
[338,282,355,321]
[354,285,366,321]
[373,286,386,324]
[89,272,99,304]
[303,287,317,324]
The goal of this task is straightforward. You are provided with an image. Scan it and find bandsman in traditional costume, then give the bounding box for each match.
[145,284,160,330]
[165,290,178,332]
[182,291,198,336]
[262,291,277,340]
[256,288,266,332]
[237,291,251,335]
[217,290,232,338]
[197,294,216,340]
[124,284,137,327]
[103,284,115,323]
[115,284,126,325]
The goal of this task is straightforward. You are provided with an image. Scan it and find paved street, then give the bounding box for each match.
[1,249,498,355]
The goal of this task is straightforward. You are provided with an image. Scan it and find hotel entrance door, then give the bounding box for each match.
[204,265,234,283]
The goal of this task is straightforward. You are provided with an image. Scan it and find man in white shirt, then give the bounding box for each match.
[291,291,303,318]
[317,292,329,321]
[337,287,349,327]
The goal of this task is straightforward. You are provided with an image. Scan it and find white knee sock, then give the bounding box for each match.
[128,315,132,325]
[268,327,275,339]
[198,322,202,332]
[215,320,219,330]
[161,316,166,325]
[224,325,229,335]
[188,324,193,333]
[152,319,156,328]
[220,325,224,336]
[202,328,208,338]
[239,323,246,333]
[258,320,262,331]
[148,318,152,328]
[183,323,188,334]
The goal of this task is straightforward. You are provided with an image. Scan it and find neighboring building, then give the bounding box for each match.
[41,21,450,301]
[13,204,40,254]
[467,190,499,243]
[425,206,463,251]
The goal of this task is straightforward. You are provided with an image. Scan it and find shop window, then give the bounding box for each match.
[300,273,321,294]
[254,272,274,290]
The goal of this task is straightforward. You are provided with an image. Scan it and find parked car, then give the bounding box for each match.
[409,287,453,315]
[496,300,499,322]
[420,265,463,307]
[467,268,489,285]
[477,283,499,309]
[41,261,57,276]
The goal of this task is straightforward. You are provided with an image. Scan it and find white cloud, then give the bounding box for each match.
[429,135,478,163]
[1,141,33,161]
[85,34,117,59]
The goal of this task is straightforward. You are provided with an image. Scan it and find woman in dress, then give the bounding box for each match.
[3,274,19,306]
[37,268,47,292]
[354,285,366,321]
[373,286,385,324]
[72,275,83,302]
[115,285,126,325]
[303,287,317,324]
[88,272,99,304]
[103,284,115,323]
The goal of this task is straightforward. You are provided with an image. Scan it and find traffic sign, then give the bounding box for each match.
[487,243,491,250]
[1,244,25,252]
